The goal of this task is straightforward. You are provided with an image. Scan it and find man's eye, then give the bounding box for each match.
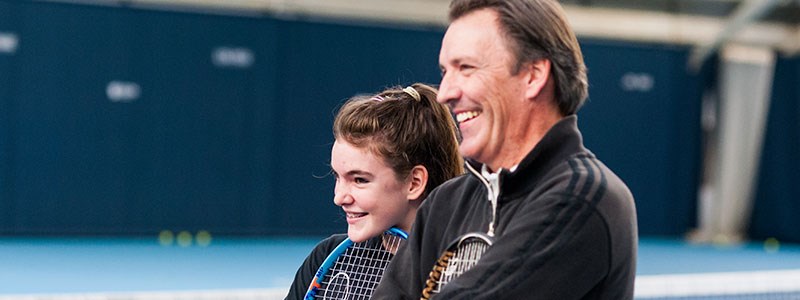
[355,177,369,184]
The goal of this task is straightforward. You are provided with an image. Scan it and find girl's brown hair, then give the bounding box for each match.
[333,83,464,196]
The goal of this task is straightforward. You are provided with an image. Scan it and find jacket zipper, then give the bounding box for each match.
[465,162,497,237]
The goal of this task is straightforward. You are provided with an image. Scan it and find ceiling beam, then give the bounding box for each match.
[43,0,800,58]
[687,0,783,70]
[565,4,798,54]
[130,0,451,25]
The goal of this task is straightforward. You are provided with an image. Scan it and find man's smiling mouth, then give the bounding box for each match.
[456,111,480,123]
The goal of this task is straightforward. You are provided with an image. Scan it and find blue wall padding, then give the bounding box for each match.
[749,55,800,242]
[0,0,740,237]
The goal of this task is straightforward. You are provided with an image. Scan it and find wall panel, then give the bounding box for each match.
[10,2,136,233]
[0,1,717,237]
[0,0,19,231]
[5,2,279,235]
[749,55,800,242]
[580,40,704,236]
[120,10,279,235]
[272,19,443,235]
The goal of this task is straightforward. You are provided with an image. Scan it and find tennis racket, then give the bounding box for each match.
[420,232,494,300]
[305,227,408,300]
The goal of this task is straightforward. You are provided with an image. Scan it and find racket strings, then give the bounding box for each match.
[420,238,491,300]
[317,234,404,300]
[440,240,488,285]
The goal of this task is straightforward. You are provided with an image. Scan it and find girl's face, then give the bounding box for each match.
[331,140,417,243]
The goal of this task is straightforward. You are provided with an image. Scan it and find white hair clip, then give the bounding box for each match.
[403,86,421,102]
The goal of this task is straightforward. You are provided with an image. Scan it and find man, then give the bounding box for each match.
[372,0,638,299]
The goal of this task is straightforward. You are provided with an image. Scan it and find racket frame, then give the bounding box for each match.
[304,227,408,300]
[421,231,494,299]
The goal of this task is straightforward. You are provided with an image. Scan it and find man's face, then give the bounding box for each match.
[437,9,532,169]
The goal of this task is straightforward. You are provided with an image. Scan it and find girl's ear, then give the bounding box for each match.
[407,165,429,201]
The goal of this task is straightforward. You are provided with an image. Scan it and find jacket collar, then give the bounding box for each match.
[465,115,588,200]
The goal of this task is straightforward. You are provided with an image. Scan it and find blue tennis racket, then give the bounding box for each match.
[305,227,408,300]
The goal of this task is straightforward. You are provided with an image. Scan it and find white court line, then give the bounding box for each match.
[635,269,800,298]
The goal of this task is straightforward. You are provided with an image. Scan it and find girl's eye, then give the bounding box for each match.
[355,177,369,184]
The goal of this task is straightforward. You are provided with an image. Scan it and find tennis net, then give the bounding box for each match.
[635,269,800,299]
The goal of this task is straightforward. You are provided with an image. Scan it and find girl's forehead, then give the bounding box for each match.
[331,140,389,171]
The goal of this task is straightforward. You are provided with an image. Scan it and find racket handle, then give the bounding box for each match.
[420,251,454,300]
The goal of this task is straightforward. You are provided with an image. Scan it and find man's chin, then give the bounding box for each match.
[459,146,482,163]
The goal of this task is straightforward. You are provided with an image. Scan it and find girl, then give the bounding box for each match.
[285,83,463,299]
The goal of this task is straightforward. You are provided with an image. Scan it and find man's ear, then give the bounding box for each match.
[407,165,429,201]
[524,58,552,100]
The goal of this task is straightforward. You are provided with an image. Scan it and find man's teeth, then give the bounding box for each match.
[456,111,479,123]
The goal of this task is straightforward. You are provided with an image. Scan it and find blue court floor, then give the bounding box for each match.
[1,235,800,299]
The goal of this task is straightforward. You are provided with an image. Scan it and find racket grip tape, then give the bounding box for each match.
[420,250,455,300]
